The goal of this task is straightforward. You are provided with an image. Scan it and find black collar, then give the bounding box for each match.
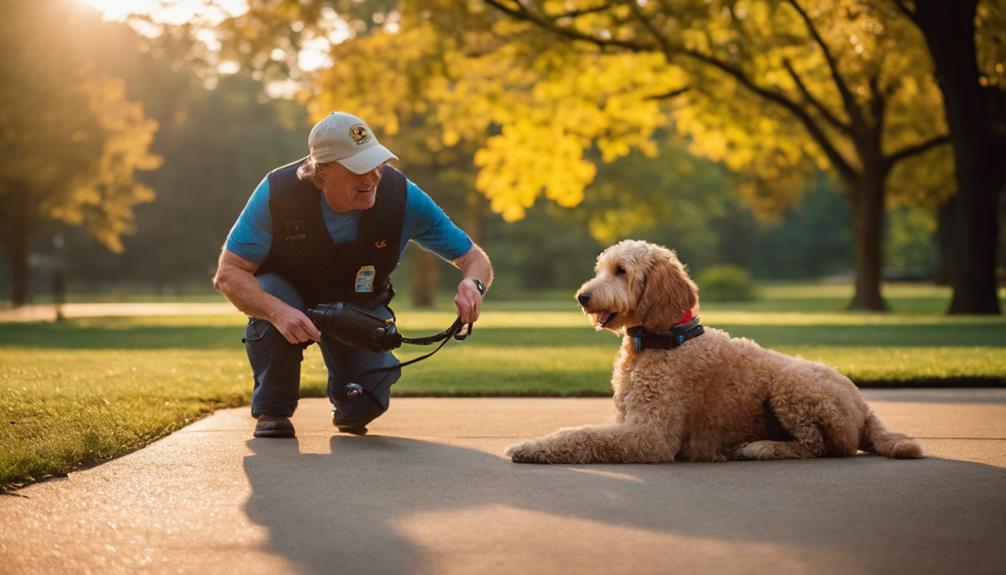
[627,317,704,352]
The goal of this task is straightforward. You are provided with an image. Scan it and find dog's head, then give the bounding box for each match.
[575,240,698,334]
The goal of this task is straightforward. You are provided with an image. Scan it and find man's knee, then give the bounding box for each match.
[331,370,398,427]
[244,317,308,365]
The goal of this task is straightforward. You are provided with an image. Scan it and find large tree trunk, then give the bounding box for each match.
[411,247,438,308]
[843,132,890,311]
[934,197,957,285]
[911,0,1002,314]
[846,171,888,311]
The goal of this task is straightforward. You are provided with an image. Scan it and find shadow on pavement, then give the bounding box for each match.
[244,436,1006,574]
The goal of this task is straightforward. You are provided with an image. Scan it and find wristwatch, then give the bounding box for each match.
[470,277,486,295]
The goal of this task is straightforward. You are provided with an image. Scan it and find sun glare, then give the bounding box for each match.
[82,0,248,25]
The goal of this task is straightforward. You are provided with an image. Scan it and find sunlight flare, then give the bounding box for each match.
[82,0,247,24]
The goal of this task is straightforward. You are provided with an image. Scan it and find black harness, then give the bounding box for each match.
[627,317,705,353]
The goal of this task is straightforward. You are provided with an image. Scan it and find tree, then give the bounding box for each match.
[221,2,685,216]
[894,0,1005,314]
[0,1,160,306]
[208,1,961,310]
[219,2,684,304]
[474,0,950,310]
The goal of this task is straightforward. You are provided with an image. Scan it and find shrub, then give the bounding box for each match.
[697,265,757,302]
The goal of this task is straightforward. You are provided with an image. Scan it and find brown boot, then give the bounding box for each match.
[254,414,295,438]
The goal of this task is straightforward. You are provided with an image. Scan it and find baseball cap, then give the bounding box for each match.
[308,112,398,174]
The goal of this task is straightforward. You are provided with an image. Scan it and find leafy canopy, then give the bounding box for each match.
[0,1,161,253]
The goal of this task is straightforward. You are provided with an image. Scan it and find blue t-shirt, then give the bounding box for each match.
[225,173,473,265]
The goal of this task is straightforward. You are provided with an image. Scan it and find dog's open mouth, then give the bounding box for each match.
[595,311,618,328]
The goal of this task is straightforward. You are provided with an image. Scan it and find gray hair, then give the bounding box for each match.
[296,157,335,187]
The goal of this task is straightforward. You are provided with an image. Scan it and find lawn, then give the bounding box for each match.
[2,283,1004,491]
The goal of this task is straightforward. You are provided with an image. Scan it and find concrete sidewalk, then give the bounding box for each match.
[0,302,234,323]
[2,390,1005,575]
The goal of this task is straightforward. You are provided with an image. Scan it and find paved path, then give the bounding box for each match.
[0,302,234,323]
[2,391,1005,575]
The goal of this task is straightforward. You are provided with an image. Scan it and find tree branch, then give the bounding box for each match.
[481,0,656,52]
[868,72,886,132]
[645,86,690,101]
[892,0,919,24]
[783,0,866,130]
[481,0,858,179]
[884,133,951,169]
[624,0,673,55]
[782,58,851,134]
[551,3,616,21]
[681,48,858,181]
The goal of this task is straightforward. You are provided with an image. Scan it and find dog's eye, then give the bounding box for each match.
[614,266,626,276]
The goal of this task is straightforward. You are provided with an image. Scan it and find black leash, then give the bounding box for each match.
[357,316,471,378]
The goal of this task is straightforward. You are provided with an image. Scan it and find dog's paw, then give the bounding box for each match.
[733,442,764,460]
[733,440,793,460]
[506,440,549,464]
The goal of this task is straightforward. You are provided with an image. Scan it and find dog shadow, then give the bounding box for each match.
[243,435,1006,575]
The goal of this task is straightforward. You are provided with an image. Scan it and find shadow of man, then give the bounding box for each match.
[243,435,1006,575]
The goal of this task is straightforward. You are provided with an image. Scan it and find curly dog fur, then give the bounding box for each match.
[507,239,923,464]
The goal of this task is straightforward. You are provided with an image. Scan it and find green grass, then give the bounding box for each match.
[2,282,1005,491]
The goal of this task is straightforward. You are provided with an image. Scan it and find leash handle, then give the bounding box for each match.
[356,316,468,379]
[400,316,465,345]
[454,321,473,341]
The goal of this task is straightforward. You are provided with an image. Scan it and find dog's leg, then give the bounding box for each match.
[740,375,861,460]
[507,423,678,464]
[733,440,821,460]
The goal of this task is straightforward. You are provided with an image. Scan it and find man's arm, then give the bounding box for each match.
[452,243,493,324]
[212,248,321,344]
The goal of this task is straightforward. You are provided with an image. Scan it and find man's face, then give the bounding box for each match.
[320,162,385,212]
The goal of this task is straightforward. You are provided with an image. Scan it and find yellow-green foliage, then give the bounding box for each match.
[0,1,161,253]
[295,0,959,222]
[305,6,685,222]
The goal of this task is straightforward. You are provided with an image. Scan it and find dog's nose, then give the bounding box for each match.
[577,293,591,307]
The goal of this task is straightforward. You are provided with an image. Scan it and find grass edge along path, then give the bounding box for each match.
[3,343,1004,493]
[3,284,1005,493]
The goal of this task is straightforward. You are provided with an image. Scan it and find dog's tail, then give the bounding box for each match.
[860,410,923,459]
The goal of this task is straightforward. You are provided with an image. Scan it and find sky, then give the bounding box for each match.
[81,0,336,77]
[82,0,249,25]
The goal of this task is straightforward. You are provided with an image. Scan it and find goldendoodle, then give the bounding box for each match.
[507,239,923,464]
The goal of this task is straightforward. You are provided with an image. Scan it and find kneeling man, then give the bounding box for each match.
[214,112,492,438]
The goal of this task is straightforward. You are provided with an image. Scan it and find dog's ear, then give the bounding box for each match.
[636,250,698,332]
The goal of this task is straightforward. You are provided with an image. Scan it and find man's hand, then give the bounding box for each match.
[451,243,492,325]
[454,277,484,324]
[214,249,322,344]
[270,305,322,345]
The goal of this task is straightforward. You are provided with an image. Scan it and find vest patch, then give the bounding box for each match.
[355,265,376,293]
[284,220,307,242]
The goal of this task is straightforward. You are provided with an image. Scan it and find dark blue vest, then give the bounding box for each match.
[256,158,407,308]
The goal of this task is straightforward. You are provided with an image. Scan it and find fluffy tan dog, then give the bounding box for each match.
[506,239,922,464]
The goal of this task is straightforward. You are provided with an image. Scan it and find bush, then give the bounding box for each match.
[697,265,757,302]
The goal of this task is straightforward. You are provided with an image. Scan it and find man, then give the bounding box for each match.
[214,112,492,438]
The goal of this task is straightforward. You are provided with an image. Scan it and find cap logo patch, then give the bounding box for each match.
[349,124,372,146]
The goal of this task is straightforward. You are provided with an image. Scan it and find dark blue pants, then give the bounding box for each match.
[244,273,401,427]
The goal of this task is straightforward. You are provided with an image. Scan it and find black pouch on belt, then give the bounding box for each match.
[305,302,403,353]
